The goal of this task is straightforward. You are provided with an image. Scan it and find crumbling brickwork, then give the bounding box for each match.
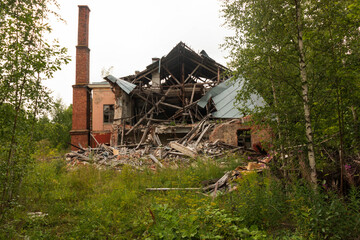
[209,119,272,152]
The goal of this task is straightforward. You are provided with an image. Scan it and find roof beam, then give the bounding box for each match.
[184,64,200,84]
[162,65,181,85]
[188,58,218,75]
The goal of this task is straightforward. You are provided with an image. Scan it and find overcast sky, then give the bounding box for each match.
[44,0,233,105]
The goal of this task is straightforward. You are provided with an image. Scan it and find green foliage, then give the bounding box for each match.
[34,99,72,151]
[221,172,288,229]
[1,155,360,239]
[147,203,267,239]
[0,0,69,212]
[221,0,360,188]
[289,185,360,239]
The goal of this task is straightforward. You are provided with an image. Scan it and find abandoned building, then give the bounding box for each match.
[70,5,270,153]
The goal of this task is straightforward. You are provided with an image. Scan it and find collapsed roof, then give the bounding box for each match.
[122,41,228,86]
[102,42,266,146]
[104,42,233,127]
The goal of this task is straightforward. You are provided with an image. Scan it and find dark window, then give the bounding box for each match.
[237,129,251,148]
[103,105,114,123]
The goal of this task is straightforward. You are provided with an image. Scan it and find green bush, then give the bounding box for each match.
[220,172,289,230]
[146,203,267,239]
[289,185,360,239]
[2,156,360,239]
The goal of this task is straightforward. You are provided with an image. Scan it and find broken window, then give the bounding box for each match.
[237,129,251,148]
[103,105,114,123]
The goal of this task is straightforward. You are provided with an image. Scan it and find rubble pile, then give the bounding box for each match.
[65,135,256,171]
[66,117,272,198]
[202,156,271,197]
[66,118,267,173]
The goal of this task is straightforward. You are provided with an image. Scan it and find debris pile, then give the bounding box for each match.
[65,121,257,171]
[202,156,271,198]
[145,156,271,198]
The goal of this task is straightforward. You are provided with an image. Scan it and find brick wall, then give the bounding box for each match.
[209,119,272,152]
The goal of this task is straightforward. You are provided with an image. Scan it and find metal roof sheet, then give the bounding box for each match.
[197,80,230,108]
[210,79,243,118]
[104,75,136,94]
[198,77,264,119]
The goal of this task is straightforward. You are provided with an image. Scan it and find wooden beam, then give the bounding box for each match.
[188,58,218,75]
[126,86,174,136]
[190,84,196,104]
[185,64,200,83]
[146,188,201,191]
[169,142,197,158]
[169,99,200,120]
[136,112,153,149]
[162,65,181,85]
[132,67,158,83]
[159,101,182,109]
[121,119,125,145]
[149,154,164,168]
[194,124,212,147]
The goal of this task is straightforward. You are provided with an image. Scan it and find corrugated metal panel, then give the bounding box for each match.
[104,75,136,94]
[211,79,243,118]
[197,77,264,119]
[197,80,230,108]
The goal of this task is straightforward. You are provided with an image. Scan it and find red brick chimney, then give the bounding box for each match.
[70,5,91,150]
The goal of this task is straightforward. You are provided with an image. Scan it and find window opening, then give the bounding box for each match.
[103,105,114,123]
[237,129,251,148]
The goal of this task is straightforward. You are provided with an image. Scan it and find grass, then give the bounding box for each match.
[1,154,360,239]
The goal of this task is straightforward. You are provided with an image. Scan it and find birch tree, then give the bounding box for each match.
[222,0,360,189]
[0,0,69,211]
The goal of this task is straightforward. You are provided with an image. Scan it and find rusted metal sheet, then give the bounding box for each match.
[91,132,111,147]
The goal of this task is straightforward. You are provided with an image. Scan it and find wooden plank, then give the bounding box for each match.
[188,109,194,124]
[194,124,212,147]
[146,188,201,191]
[149,154,164,168]
[90,133,100,147]
[169,141,197,158]
[169,151,186,156]
[187,123,204,143]
[154,133,162,146]
[203,171,231,192]
[178,114,209,144]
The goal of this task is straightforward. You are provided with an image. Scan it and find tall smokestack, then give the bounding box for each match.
[70,5,91,150]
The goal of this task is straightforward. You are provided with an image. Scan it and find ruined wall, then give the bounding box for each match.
[110,87,134,146]
[92,88,115,131]
[209,119,272,151]
[114,87,133,122]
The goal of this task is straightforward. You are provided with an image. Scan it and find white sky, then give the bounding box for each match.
[44,0,233,106]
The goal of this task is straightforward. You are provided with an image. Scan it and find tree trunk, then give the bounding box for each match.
[295,0,317,189]
[268,57,286,176]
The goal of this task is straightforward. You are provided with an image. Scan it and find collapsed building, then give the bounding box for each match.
[70,5,270,154]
